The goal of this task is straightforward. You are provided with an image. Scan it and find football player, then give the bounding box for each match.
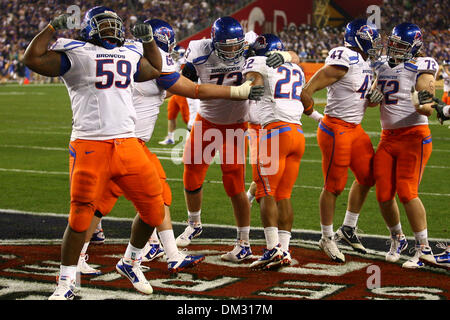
[439,60,450,105]
[175,16,299,263]
[373,23,438,268]
[22,6,164,299]
[159,44,200,145]
[301,19,384,263]
[242,34,318,269]
[78,18,264,275]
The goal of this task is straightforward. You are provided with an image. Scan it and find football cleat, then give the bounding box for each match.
[249,244,283,270]
[420,243,450,270]
[142,242,165,262]
[336,225,367,254]
[386,233,408,262]
[319,236,345,263]
[402,245,433,269]
[175,223,203,247]
[167,252,205,273]
[220,240,253,263]
[280,249,292,267]
[77,254,102,275]
[48,275,76,300]
[90,227,105,245]
[115,258,153,294]
[158,136,175,145]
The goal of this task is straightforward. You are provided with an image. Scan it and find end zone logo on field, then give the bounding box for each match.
[0,241,448,300]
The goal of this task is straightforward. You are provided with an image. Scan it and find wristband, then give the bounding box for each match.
[194,84,200,99]
[304,102,313,113]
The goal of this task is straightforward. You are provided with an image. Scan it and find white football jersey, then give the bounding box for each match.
[247,100,261,125]
[185,32,258,125]
[324,46,374,124]
[131,43,178,142]
[242,56,305,127]
[375,56,438,130]
[443,69,450,92]
[51,38,142,141]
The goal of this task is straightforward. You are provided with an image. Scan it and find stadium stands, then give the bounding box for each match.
[0,0,448,82]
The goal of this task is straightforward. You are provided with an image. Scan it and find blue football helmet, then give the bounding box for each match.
[387,23,423,62]
[344,19,382,60]
[144,19,176,53]
[211,16,245,62]
[251,34,285,56]
[80,6,124,49]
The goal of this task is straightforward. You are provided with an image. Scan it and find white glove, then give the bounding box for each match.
[307,110,324,122]
[230,81,264,100]
[366,88,384,104]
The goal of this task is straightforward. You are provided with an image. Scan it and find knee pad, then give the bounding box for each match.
[183,163,207,192]
[138,196,165,227]
[397,184,417,204]
[222,164,245,197]
[68,202,95,232]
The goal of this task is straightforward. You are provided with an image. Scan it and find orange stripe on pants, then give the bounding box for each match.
[68,138,164,232]
[254,121,305,201]
[183,114,247,197]
[95,139,172,216]
[374,125,432,203]
[317,115,375,195]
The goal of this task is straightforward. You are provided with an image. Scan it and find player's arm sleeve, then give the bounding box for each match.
[417,57,439,78]
[182,62,198,82]
[156,71,181,89]
[325,47,351,69]
[59,52,71,75]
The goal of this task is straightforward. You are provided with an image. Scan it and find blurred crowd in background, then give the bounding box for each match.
[0,0,448,84]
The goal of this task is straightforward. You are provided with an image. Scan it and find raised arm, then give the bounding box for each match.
[135,56,160,82]
[21,15,69,77]
[132,23,162,72]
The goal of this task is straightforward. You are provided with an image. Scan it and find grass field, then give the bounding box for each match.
[0,83,448,240]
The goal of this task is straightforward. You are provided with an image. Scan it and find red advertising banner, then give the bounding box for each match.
[178,0,313,48]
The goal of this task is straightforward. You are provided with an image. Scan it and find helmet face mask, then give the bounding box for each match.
[387,36,413,61]
[211,16,245,62]
[386,23,423,63]
[344,19,382,61]
[171,45,186,61]
[81,7,124,49]
[214,39,245,61]
[93,13,124,43]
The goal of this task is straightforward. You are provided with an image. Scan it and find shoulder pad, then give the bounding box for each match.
[50,38,86,51]
[186,39,214,65]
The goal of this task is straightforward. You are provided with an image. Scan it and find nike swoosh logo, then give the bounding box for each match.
[85,151,95,154]
[238,251,248,259]
[339,132,345,135]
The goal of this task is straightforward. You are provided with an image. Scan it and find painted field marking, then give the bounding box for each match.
[0,167,449,197]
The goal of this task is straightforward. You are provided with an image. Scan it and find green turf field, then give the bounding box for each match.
[0,83,448,239]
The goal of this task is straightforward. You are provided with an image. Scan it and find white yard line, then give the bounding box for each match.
[0,167,449,197]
